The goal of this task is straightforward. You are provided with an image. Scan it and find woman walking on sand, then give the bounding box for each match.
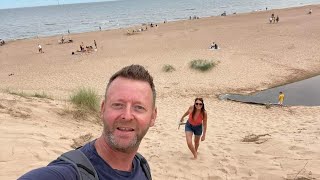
[180,98,207,159]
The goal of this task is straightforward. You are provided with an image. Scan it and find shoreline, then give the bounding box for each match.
[3,3,319,42]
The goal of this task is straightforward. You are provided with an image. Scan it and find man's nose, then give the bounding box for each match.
[121,105,134,120]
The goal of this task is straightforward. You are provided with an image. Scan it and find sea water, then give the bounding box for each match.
[1,0,320,40]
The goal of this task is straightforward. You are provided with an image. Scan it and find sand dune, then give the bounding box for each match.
[1,4,320,180]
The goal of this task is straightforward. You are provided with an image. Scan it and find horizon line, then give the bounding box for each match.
[0,0,119,10]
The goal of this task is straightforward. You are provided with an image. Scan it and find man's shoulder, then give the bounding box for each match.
[18,160,78,180]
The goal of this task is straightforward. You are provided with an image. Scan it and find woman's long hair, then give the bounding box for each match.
[192,98,205,119]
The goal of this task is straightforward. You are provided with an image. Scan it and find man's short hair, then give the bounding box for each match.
[106,64,156,106]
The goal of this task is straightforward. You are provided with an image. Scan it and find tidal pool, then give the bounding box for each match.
[220,75,320,106]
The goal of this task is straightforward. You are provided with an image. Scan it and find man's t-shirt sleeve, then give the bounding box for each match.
[18,161,78,180]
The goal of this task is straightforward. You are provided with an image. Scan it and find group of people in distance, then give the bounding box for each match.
[59,35,73,44]
[269,13,279,23]
[77,40,97,54]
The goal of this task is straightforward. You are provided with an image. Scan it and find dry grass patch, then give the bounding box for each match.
[162,64,176,72]
[32,92,52,99]
[71,133,93,148]
[242,133,271,144]
[5,89,52,99]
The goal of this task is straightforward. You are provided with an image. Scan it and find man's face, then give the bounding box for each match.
[101,77,157,153]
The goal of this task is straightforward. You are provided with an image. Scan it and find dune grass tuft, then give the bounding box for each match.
[7,90,28,98]
[70,88,100,111]
[32,92,52,99]
[5,89,52,99]
[162,64,176,72]
[190,59,215,71]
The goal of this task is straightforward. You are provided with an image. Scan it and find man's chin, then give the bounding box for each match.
[111,138,140,152]
[113,143,139,153]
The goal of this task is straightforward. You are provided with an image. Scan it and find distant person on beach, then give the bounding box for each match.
[278,91,285,106]
[180,98,207,159]
[99,26,102,31]
[271,13,275,23]
[210,42,219,49]
[68,29,70,34]
[68,37,73,43]
[269,17,272,23]
[210,42,216,49]
[18,64,156,180]
[61,36,65,44]
[276,16,279,23]
[0,39,5,46]
[308,9,312,14]
[80,42,85,52]
[94,40,97,49]
[80,44,84,52]
[38,44,43,53]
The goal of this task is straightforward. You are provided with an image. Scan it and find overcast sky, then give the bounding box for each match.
[0,0,116,9]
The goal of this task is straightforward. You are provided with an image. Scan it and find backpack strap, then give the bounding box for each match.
[58,149,151,180]
[58,149,99,180]
[135,153,152,180]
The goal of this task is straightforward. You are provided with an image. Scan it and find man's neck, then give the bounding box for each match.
[94,136,137,171]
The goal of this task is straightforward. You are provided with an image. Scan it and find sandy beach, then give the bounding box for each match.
[1,4,320,180]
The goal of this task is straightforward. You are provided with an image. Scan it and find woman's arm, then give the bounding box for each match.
[201,111,207,141]
[180,106,192,122]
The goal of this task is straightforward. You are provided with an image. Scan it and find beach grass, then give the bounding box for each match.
[5,89,52,99]
[190,59,215,71]
[8,91,28,98]
[162,64,176,72]
[32,92,52,99]
[70,87,100,111]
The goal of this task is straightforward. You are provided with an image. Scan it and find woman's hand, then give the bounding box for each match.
[201,135,206,141]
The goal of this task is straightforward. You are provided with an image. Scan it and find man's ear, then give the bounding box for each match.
[100,100,105,119]
[150,107,157,127]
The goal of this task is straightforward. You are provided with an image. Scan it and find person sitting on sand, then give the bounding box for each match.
[276,16,279,23]
[210,42,219,49]
[180,98,207,159]
[38,44,43,53]
[0,39,5,46]
[210,42,216,49]
[278,91,285,106]
[308,9,312,15]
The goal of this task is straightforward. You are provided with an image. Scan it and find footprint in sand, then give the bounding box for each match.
[288,145,305,151]
[207,145,214,150]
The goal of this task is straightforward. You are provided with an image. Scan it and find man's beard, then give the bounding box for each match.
[103,122,149,153]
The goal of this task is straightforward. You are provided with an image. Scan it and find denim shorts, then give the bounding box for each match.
[185,121,203,136]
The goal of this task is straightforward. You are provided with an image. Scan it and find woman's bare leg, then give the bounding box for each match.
[186,132,197,159]
[194,135,201,152]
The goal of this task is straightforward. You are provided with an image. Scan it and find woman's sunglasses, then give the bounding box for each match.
[195,103,203,106]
